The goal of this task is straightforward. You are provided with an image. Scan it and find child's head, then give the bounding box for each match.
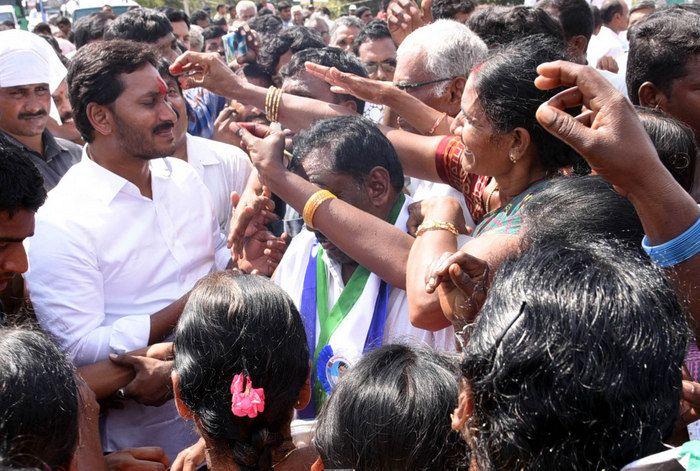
[314,344,469,470]
[173,273,310,470]
[0,327,79,469]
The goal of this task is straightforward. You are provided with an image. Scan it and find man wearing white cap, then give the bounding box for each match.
[0,30,81,191]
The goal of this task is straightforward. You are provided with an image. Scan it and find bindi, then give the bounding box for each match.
[156,76,168,96]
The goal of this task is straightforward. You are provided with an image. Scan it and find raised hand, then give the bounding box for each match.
[170,439,206,471]
[387,0,425,46]
[305,62,395,106]
[169,51,241,97]
[237,122,288,183]
[534,60,660,196]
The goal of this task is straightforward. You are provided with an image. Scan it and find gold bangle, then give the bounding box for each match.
[427,112,447,136]
[265,86,277,122]
[272,87,282,123]
[303,190,337,230]
[415,220,460,237]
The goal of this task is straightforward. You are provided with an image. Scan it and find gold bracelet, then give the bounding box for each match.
[415,220,460,237]
[265,86,277,122]
[303,190,337,230]
[272,87,283,123]
[427,112,447,135]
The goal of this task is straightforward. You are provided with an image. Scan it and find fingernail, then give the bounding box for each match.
[109,353,117,360]
[537,105,556,126]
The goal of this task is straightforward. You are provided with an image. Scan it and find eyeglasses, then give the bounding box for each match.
[362,59,397,75]
[393,77,453,91]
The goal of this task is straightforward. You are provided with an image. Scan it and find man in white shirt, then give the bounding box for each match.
[587,0,629,74]
[271,117,455,418]
[25,40,223,461]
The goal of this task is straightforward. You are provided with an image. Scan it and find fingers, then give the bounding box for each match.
[230,191,240,209]
[683,381,700,407]
[536,102,594,158]
[124,447,169,466]
[535,61,617,103]
[305,62,330,79]
[109,353,142,368]
[238,121,273,139]
[425,252,453,293]
[448,263,475,295]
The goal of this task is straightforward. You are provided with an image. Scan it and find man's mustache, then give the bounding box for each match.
[152,121,175,134]
[18,110,47,120]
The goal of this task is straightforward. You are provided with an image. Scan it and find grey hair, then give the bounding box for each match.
[189,24,204,52]
[236,0,256,15]
[305,12,330,30]
[330,15,364,39]
[397,19,488,80]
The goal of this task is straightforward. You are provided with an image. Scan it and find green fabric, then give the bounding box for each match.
[681,441,700,470]
[312,193,406,409]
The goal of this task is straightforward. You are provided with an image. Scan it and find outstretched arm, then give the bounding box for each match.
[535,60,700,340]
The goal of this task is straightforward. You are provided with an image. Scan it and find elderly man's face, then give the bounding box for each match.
[0,83,50,138]
[393,49,458,130]
[237,6,256,22]
[358,37,396,81]
[330,25,360,53]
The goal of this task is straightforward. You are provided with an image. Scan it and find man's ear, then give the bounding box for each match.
[365,166,392,207]
[340,98,358,113]
[172,371,195,420]
[638,81,669,111]
[567,35,589,64]
[86,102,114,137]
[449,76,467,104]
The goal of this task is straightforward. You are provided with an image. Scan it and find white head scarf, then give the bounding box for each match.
[0,29,67,121]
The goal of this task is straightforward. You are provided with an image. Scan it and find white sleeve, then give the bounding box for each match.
[26,221,151,366]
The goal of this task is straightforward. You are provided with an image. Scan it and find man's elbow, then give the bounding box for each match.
[408,301,451,332]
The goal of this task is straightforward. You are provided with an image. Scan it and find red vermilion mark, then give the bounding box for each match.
[156,76,168,96]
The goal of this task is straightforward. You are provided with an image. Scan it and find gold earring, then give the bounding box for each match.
[509,151,517,164]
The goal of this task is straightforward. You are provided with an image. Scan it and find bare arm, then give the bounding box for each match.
[535,61,700,338]
[148,294,188,345]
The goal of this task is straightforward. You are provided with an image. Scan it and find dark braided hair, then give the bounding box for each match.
[174,273,309,470]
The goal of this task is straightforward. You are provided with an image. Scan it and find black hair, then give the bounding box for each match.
[521,176,644,250]
[32,22,51,35]
[354,6,371,18]
[315,344,469,470]
[104,8,173,43]
[627,7,700,106]
[278,1,290,10]
[174,273,309,471]
[0,138,47,215]
[467,5,564,48]
[637,107,697,192]
[0,20,14,28]
[216,3,226,10]
[318,6,331,16]
[242,62,273,88]
[256,26,325,75]
[601,0,624,23]
[67,40,159,142]
[202,25,227,40]
[352,19,391,55]
[211,17,227,26]
[56,15,71,27]
[0,327,79,469]
[291,116,404,193]
[592,5,602,29]
[431,0,476,20]
[190,9,210,24]
[165,8,190,28]
[630,0,655,15]
[539,0,594,40]
[472,34,581,172]
[248,14,283,38]
[282,47,368,113]
[461,238,689,470]
[73,12,113,48]
[258,7,273,16]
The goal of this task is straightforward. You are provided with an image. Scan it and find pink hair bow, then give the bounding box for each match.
[230,373,265,418]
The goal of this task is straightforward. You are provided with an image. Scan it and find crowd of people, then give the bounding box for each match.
[0,0,699,469]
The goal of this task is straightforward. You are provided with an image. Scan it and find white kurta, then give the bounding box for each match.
[25,150,221,461]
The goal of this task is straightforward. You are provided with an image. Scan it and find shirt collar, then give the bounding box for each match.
[0,129,61,162]
[80,146,132,205]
